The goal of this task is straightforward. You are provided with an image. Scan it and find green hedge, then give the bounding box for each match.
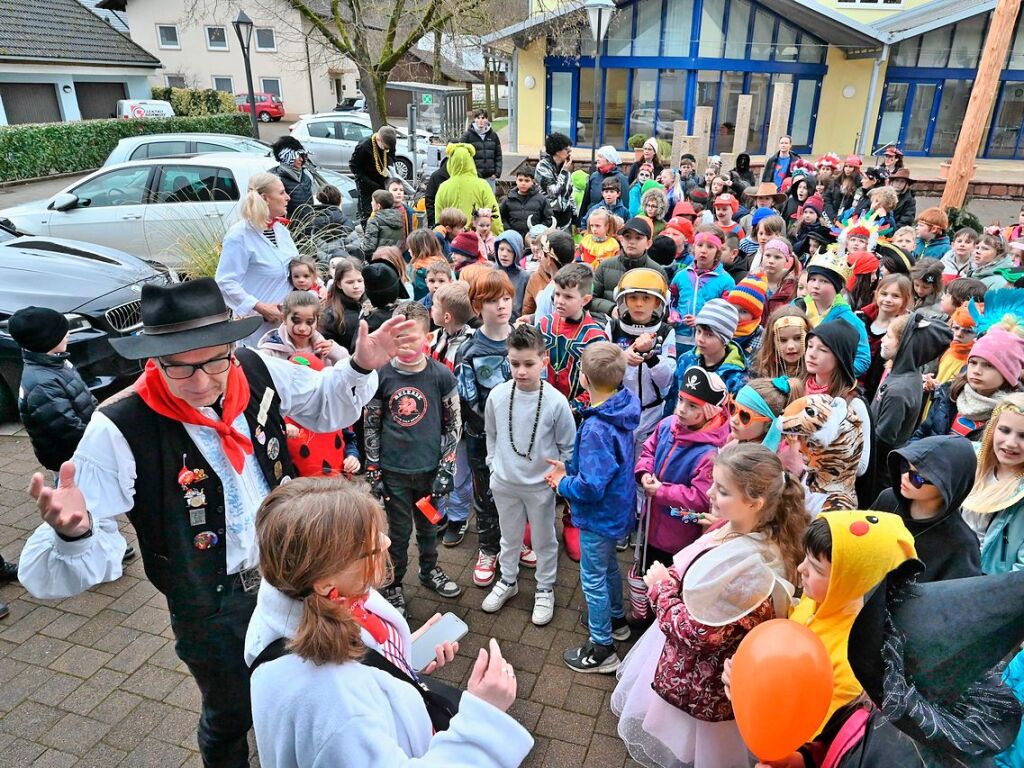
[0,113,252,183]
[150,87,236,116]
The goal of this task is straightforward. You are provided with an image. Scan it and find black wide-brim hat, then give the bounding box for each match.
[109,278,263,360]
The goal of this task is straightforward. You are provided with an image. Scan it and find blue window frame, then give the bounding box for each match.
[541,0,826,155]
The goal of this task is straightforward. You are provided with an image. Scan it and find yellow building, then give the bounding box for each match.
[485,0,1022,160]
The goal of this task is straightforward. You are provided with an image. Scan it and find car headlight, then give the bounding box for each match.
[65,314,92,334]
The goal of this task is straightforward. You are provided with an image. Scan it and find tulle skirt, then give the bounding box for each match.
[611,621,754,768]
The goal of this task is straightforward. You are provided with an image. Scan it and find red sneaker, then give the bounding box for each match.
[562,513,581,562]
[472,550,498,587]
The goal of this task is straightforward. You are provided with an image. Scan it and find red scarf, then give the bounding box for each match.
[135,359,253,473]
[805,377,830,396]
[345,595,388,644]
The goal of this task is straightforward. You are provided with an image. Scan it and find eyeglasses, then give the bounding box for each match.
[905,469,932,489]
[727,400,772,426]
[158,354,233,380]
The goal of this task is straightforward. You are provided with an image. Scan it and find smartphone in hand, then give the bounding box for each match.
[410,612,469,671]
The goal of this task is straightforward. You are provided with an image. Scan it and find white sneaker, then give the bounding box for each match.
[532,589,555,626]
[519,546,538,568]
[472,551,498,587]
[482,581,518,613]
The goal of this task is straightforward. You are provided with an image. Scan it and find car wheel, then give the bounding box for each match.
[259,111,272,123]
[393,157,413,180]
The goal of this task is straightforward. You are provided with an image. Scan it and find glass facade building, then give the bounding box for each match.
[544,0,827,155]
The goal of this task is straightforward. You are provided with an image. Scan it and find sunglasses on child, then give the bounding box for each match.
[727,400,772,426]
[904,468,932,489]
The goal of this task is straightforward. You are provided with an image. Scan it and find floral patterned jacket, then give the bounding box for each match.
[650,566,775,721]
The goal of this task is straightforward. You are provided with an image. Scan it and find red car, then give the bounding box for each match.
[235,92,285,122]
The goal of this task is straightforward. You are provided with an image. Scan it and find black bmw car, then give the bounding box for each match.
[0,219,177,421]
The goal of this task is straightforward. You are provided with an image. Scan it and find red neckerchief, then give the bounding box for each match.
[135,358,253,473]
[805,377,830,396]
[346,595,388,644]
[271,216,290,227]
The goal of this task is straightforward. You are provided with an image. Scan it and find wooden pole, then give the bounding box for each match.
[941,0,1022,210]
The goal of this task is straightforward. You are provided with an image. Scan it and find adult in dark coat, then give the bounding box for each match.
[889,168,917,228]
[870,435,982,583]
[459,110,502,184]
[270,136,315,220]
[824,159,863,221]
[760,135,801,186]
[729,153,757,197]
[626,137,665,185]
[20,279,412,768]
[534,132,575,229]
[349,126,397,225]
[424,156,449,228]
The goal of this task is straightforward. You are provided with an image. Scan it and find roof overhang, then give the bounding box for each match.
[0,55,159,69]
[871,0,995,43]
[479,0,586,47]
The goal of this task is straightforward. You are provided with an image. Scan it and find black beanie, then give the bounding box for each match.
[808,319,859,387]
[8,307,69,354]
[648,235,676,266]
[363,262,401,309]
[807,265,845,295]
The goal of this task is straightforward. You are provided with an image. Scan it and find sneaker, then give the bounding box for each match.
[0,560,17,584]
[615,535,630,552]
[563,640,620,674]
[578,612,631,642]
[532,589,555,626]
[442,519,468,547]
[420,566,462,598]
[519,546,537,568]
[122,546,136,564]
[481,581,518,613]
[472,551,498,587]
[381,585,406,616]
[0,599,8,620]
[562,514,580,562]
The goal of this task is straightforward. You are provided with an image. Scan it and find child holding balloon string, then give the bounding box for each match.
[611,443,807,768]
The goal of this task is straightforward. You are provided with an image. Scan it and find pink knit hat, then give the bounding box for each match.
[970,328,1024,387]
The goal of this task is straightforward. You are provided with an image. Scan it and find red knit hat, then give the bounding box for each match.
[672,200,698,218]
[797,194,824,219]
[450,231,481,258]
[844,155,863,168]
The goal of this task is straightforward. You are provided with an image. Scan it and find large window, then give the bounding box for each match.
[603,69,629,148]
[629,69,660,138]
[724,0,751,59]
[930,80,972,155]
[633,0,662,56]
[548,72,574,138]
[662,0,694,56]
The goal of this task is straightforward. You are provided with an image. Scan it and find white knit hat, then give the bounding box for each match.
[597,145,621,166]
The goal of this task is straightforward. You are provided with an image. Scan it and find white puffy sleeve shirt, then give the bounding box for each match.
[18,353,378,600]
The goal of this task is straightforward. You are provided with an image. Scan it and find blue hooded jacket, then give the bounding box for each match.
[558,388,641,538]
[492,230,529,320]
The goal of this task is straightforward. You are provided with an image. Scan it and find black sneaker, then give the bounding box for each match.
[564,640,620,674]
[420,566,462,598]
[122,546,136,564]
[381,585,406,616]
[442,519,469,548]
[0,560,17,584]
[578,612,631,642]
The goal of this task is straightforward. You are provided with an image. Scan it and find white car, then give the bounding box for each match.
[289,112,427,179]
[103,133,271,166]
[0,154,358,264]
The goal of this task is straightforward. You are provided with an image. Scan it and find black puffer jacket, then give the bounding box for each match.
[18,350,97,471]
[271,164,315,219]
[459,127,503,179]
[424,158,450,228]
[824,174,862,221]
[499,187,555,237]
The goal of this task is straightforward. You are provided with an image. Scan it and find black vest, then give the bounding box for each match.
[103,348,295,619]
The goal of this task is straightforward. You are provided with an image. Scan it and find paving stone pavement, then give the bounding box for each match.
[0,433,644,767]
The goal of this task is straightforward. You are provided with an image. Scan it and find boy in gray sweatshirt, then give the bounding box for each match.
[483,324,576,626]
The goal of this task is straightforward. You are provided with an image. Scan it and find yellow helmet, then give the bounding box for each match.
[614,267,669,303]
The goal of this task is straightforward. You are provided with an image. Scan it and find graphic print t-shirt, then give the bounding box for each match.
[376,360,458,473]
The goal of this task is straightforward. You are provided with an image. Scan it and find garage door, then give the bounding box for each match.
[0,83,61,124]
[75,81,127,120]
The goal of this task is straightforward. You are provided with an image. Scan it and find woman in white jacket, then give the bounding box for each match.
[246,479,533,768]
[216,172,297,346]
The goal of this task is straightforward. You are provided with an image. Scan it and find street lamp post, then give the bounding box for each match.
[233,10,260,140]
[584,0,616,171]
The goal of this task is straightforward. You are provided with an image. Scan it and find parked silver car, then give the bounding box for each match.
[103,133,272,166]
[289,113,427,179]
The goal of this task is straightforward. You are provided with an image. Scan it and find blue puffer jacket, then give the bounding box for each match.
[670,263,736,351]
[998,649,1024,767]
[559,388,641,539]
[793,295,872,378]
[912,381,989,442]
[18,349,97,471]
[675,343,750,396]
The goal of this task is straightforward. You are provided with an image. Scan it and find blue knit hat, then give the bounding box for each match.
[751,207,778,228]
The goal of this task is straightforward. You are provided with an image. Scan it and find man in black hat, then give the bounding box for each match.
[349,125,398,225]
[20,278,414,768]
[590,217,668,319]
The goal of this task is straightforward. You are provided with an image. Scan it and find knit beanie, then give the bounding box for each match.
[807,263,846,295]
[807,319,859,388]
[597,146,621,166]
[8,307,69,354]
[696,298,739,345]
[917,207,949,232]
[362,262,401,309]
[802,195,824,216]
[751,207,777,229]
[727,274,768,337]
[450,231,481,259]
[970,327,1024,387]
[648,235,677,267]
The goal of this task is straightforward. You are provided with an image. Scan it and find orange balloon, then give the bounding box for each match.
[730,619,833,762]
